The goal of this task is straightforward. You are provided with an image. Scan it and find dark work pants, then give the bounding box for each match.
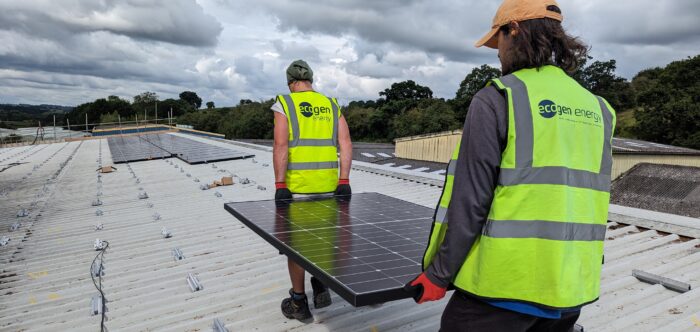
[440,292,580,332]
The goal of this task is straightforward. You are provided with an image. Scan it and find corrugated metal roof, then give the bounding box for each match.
[612,138,700,156]
[1,135,700,332]
[612,163,700,218]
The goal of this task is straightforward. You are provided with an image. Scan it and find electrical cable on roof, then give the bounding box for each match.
[91,240,109,332]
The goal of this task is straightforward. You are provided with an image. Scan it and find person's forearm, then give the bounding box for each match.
[339,140,352,179]
[273,143,288,182]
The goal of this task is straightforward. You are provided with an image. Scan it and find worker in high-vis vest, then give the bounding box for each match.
[272,59,353,322]
[409,1,615,331]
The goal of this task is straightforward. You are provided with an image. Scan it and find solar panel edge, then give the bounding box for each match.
[223,193,433,307]
[223,203,361,306]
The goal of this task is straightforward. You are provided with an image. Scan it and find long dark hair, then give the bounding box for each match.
[500,6,588,75]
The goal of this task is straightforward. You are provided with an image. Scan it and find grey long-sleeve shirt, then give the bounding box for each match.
[425,85,508,288]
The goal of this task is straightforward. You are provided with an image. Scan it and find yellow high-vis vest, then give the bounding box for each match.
[277,91,341,194]
[423,65,616,309]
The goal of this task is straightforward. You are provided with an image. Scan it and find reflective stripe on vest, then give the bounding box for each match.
[433,159,457,224]
[421,66,616,309]
[287,161,339,170]
[482,219,607,241]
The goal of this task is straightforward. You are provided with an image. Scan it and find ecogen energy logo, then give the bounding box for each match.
[538,99,601,124]
[299,102,331,118]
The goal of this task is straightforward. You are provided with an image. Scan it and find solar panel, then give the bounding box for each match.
[107,133,254,164]
[224,193,433,306]
[142,134,255,164]
[107,136,171,164]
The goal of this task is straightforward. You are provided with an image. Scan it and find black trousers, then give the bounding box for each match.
[440,292,580,332]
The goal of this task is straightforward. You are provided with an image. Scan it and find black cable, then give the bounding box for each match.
[91,240,109,332]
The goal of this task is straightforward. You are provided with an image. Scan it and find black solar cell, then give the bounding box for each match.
[107,133,254,164]
[224,193,433,306]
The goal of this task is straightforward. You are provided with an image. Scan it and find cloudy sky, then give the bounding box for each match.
[1,0,699,107]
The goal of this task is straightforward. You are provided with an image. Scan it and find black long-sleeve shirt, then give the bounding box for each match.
[425,85,508,287]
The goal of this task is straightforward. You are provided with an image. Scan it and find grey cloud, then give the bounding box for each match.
[253,0,494,62]
[570,0,700,46]
[272,40,321,62]
[0,0,222,47]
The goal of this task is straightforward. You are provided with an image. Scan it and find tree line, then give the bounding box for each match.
[64,55,699,149]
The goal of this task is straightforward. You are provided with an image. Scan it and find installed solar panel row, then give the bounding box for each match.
[142,134,254,164]
[224,193,434,306]
[107,133,254,164]
[107,136,171,164]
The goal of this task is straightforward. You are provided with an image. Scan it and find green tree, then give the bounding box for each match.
[452,64,501,121]
[179,91,202,109]
[379,80,433,103]
[392,99,458,138]
[159,98,192,118]
[633,55,700,149]
[574,59,635,111]
[133,92,159,105]
[206,101,215,109]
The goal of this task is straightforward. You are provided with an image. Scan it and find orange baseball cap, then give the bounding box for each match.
[475,0,563,49]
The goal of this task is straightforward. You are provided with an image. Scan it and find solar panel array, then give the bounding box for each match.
[224,193,434,306]
[108,136,171,163]
[142,134,254,164]
[107,133,254,164]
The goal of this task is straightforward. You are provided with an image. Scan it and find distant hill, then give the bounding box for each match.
[0,104,73,114]
[0,104,73,129]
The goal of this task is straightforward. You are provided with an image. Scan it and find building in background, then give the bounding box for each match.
[395,131,700,179]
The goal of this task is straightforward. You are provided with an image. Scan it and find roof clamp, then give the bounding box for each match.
[213,318,229,332]
[147,202,154,208]
[9,222,20,232]
[17,208,29,217]
[186,173,192,178]
[214,192,222,198]
[138,192,149,199]
[172,248,185,261]
[91,261,105,277]
[239,178,251,185]
[574,324,584,332]
[212,164,217,169]
[180,168,185,173]
[252,159,258,164]
[96,191,103,197]
[257,185,267,191]
[92,199,103,207]
[94,239,106,251]
[0,236,10,247]
[200,184,209,191]
[152,213,161,221]
[262,163,269,167]
[90,295,108,316]
[161,227,172,238]
[187,273,203,292]
[632,269,692,293]
[175,164,179,169]
[135,178,140,183]
[96,210,104,216]
[95,223,104,231]
[194,178,200,183]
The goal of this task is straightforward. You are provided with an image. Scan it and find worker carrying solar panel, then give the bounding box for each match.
[271,59,354,321]
[411,0,616,331]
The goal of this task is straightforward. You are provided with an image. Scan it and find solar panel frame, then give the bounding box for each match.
[107,136,171,164]
[106,133,254,164]
[142,134,255,164]
[224,193,433,306]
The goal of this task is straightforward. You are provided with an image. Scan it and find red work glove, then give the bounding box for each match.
[335,179,351,196]
[275,182,292,200]
[406,273,447,304]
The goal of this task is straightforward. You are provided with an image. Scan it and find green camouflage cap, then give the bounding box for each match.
[286,59,313,84]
